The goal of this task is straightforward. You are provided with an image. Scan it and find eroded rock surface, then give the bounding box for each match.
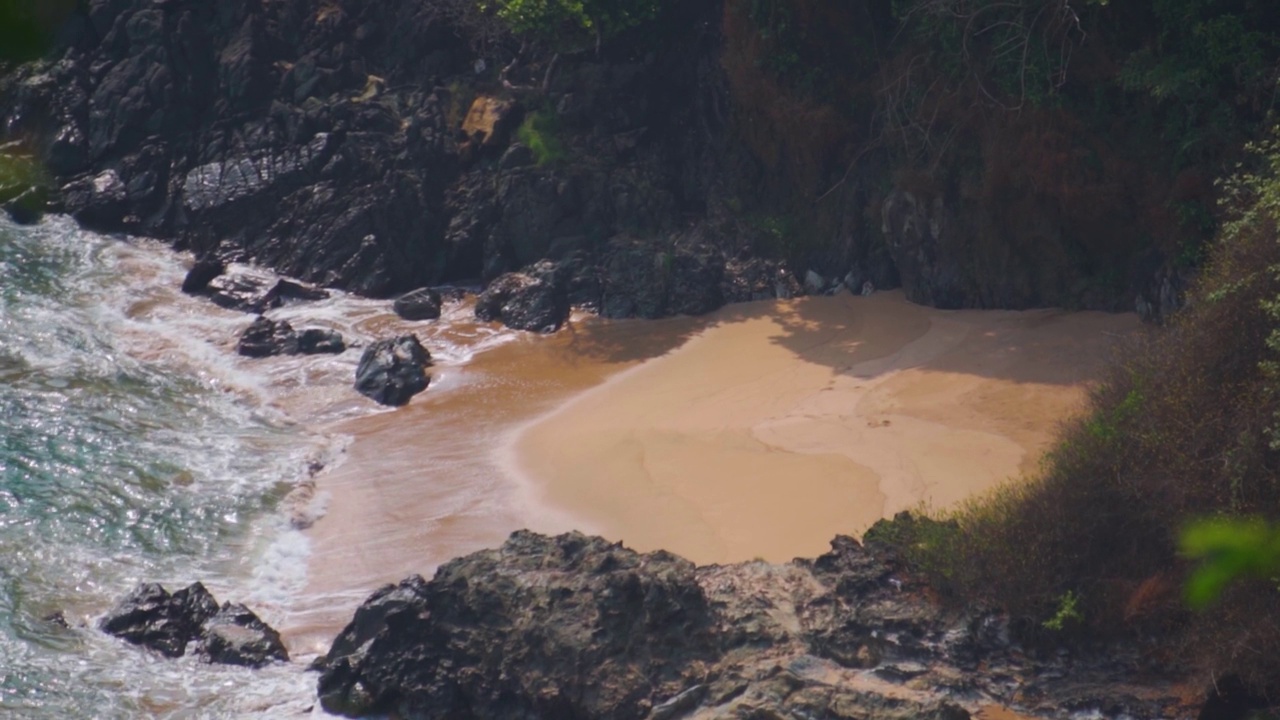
[474,261,569,333]
[392,287,444,321]
[318,531,1193,720]
[100,582,287,667]
[353,335,431,406]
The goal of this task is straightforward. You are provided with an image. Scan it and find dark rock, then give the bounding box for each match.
[99,582,218,658]
[3,185,48,225]
[42,611,70,629]
[64,169,130,231]
[392,287,442,321]
[297,327,346,354]
[353,335,431,406]
[475,261,569,332]
[270,278,330,302]
[722,257,802,303]
[198,602,289,668]
[600,238,725,319]
[237,316,298,357]
[318,531,716,719]
[207,274,282,314]
[320,532,1188,720]
[101,583,287,667]
[880,190,969,309]
[182,256,226,294]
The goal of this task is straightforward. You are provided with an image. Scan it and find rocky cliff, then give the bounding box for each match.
[315,531,1199,720]
[0,0,1216,319]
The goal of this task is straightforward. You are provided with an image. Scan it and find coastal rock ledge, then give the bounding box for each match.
[317,531,1194,720]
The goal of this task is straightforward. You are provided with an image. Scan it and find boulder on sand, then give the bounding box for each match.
[475,261,569,333]
[237,317,346,357]
[354,335,431,406]
[392,287,443,321]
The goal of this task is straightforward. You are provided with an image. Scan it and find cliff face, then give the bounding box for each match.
[0,0,733,302]
[1,0,1241,317]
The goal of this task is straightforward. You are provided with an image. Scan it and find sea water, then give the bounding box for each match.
[0,214,415,718]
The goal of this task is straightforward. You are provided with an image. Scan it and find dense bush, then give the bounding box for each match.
[478,0,664,48]
[881,131,1280,688]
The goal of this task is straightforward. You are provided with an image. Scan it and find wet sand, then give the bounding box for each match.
[291,290,1136,651]
[287,310,706,653]
[514,290,1139,566]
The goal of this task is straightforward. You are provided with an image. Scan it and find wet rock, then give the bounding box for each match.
[198,603,289,668]
[64,169,130,231]
[207,274,282,314]
[270,278,330,302]
[238,316,345,356]
[3,185,48,225]
[237,316,298,357]
[181,256,226,294]
[101,583,287,667]
[475,261,569,332]
[297,327,346,354]
[99,582,218,658]
[392,287,442,321]
[353,335,431,406]
[42,610,71,629]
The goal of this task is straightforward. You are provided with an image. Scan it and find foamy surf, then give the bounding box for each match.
[0,214,494,716]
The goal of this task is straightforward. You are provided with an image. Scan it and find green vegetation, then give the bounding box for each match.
[0,1,74,63]
[1042,590,1084,632]
[873,132,1280,688]
[516,110,566,166]
[478,0,663,48]
[1181,518,1280,610]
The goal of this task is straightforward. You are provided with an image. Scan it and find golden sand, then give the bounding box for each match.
[291,290,1135,650]
[513,290,1138,565]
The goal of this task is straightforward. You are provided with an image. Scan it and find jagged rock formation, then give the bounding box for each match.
[316,531,1193,719]
[0,0,1199,320]
[237,316,345,357]
[99,582,287,668]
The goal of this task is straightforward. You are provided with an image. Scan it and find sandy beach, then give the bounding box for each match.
[292,290,1136,650]
[514,290,1139,565]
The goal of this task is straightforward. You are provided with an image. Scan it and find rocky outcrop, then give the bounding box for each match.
[100,582,287,667]
[0,0,733,309]
[392,287,443,321]
[181,256,226,294]
[199,603,289,669]
[237,316,345,357]
[99,582,218,659]
[317,531,1192,720]
[598,237,725,319]
[474,261,569,332]
[353,335,431,406]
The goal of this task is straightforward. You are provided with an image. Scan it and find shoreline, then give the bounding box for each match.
[289,290,1138,648]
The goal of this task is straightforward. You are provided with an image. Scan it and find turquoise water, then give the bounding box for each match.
[0,217,325,717]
